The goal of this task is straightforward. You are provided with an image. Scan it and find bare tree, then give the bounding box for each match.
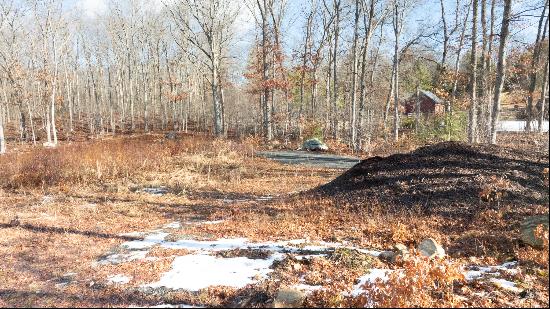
[489,0,513,144]
[526,0,549,132]
[166,0,238,137]
[539,59,549,133]
[357,0,387,151]
[331,0,341,139]
[468,0,479,143]
[450,0,473,111]
[350,0,361,149]
[391,0,402,142]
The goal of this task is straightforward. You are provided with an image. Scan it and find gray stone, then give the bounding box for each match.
[165,132,178,140]
[302,138,328,151]
[417,238,445,259]
[520,215,549,248]
[140,187,169,195]
[393,243,410,260]
[379,244,409,263]
[273,287,305,308]
[378,251,396,262]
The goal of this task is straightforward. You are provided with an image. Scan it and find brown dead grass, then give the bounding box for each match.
[0,133,548,308]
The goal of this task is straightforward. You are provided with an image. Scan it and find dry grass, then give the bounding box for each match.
[0,133,548,308]
[348,252,466,308]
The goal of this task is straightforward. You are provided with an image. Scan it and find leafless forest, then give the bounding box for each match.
[0,0,547,153]
[0,0,549,308]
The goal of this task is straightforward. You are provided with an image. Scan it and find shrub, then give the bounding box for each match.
[349,251,465,308]
[414,111,468,143]
[0,135,233,189]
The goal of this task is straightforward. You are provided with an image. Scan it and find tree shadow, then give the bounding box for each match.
[0,222,142,241]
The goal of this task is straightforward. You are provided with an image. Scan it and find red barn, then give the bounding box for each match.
[403,90,445,116]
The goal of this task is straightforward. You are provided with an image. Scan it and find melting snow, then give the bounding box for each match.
[119,231,148,238]
[111,220,537,300]
[194,220,225,225]
[133,304,204,308]
[123,232,170,250]
[350,269,393,297]
[101,222,385,294]
[292,284,324,293]
[163,222,182,229]
[108,274,132,285]
[464,262,518,281]
[98,250,149,265]
[141,187,169,195]
[145,253,283,291]
[490,278,521,293]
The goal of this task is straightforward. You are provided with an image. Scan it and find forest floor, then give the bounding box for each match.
[0,132,548,308]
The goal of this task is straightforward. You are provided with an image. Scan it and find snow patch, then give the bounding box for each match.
[98,250,149,265]
[464,261,518,281]
[163,222,182,229]
[490,278,521,293]
[292,284,324,293]
[123,232,170,250]
[132,304,204,308]
[197,220,225,225]
[140,187,169,195]
[145,253,284,291]
[350,269,393,297]
[108,274,132,285]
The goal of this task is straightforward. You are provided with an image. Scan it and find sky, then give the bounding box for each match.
[71,0,543,69]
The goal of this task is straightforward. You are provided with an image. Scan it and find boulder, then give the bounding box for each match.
[378,244,409,263]
[378,251,396,262]
[520,215,549,248]
[273,287,305,308]
[302,138,328,151]
[417,238,445,259]
[393,243,410,261]
[165,132,178,140]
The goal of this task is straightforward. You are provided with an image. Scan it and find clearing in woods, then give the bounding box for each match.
[0,133,548,308]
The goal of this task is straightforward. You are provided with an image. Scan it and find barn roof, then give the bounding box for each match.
[419,90,443,104]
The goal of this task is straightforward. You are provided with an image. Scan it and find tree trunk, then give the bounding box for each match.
[51,36,59,146]
[539,59,549,133]
[212,53,223,137]
[350,0,360,150]
[489,0,512,144]
[485,0,496,141]
[392,2,401,142]
[415,85,420,134]
[450,0,473,109]
[479,0,488,138]
[468,0,479,143]
[526,0,549,132]
[260,0,273,140]
[331,0,341,139]
[0,105,5,154]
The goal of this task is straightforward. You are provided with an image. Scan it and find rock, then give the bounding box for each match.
[393,243,410,261]
[302,138,328,151]
[378,244,409,263]
[520,215,549,248]
[165,132,178,140]
[378,251,396,262]
[417,238,445,259]
[140,187,169,195]
[273,287,306,308]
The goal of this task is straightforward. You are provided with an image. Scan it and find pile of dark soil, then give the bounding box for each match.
[316,142,549,213]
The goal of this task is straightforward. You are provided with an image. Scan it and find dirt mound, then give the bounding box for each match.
[316,142,549,213]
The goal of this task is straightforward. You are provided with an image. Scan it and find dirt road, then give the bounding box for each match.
[256,150,361,169]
